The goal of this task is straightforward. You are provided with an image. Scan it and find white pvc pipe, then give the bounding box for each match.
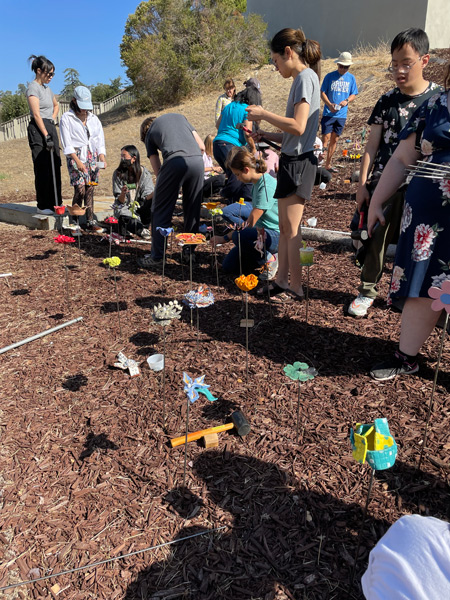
[0,317,83,355]
[0,273,12,278]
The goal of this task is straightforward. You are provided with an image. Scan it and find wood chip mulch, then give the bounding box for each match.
[0,195,449,600]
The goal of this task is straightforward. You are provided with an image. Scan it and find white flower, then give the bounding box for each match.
[420,139,433,156]
[400,203,412,232]
[399,108,409,117]
[431,273,450,289]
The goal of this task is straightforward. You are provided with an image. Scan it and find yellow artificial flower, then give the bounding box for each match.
[238,198,246,205]
[103,257,121,268]
[235,274,258,292]
[202,201,221,210]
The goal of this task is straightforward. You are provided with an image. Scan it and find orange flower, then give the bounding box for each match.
[202,201,221,210]
[235,274,258,292]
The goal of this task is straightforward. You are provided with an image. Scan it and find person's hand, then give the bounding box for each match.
[339,100,348,108]
[356,184,370,212]
[329,104,339,114]
[245,105,265,121]
[119,185,128,203]
[45,135,54,151]
[367,205,385,237]
[76,160,88,174]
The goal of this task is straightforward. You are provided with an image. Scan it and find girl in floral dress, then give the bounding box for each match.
[367,72,450,381]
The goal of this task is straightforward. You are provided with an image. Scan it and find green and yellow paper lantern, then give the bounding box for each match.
[350,418,397,471]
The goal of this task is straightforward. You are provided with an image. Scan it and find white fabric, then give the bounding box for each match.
[362,514,450,600]
[59,109,106,163]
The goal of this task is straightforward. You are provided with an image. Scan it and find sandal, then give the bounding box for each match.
[256,281,286,297]
[271,289,304,305]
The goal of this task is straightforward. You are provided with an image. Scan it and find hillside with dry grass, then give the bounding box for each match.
[0,45,448,204]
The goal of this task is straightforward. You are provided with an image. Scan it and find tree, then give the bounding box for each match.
[120,0,267,112]
[0,85,29,122]
[90,77,123,103]
[60,68,85,100]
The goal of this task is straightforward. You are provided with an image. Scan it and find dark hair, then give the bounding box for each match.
[270,28,321,78]
[226,146,267,174]
[117,145,142,183]
[29,55,55,74]
[139,117,157,143]
[235,86,262,106]
[390,28,429,56]
[69,98,82,114]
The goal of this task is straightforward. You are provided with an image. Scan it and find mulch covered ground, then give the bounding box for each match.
[0,182,449,600]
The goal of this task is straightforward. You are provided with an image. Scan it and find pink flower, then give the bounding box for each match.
[389,266,405,295]
[412,224,437,262]
[439,178,450,199]
[428,280,450,313]
[54,235,75,244]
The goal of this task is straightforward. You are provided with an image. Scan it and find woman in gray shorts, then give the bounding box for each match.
[246,28,321,304]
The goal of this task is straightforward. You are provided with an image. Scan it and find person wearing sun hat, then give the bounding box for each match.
[320,51,358,171]
[60,86,107,232]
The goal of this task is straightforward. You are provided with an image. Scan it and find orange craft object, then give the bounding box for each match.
[175,233,206,245]
[235,274,258,292]
[238,198,246,205]
[88,181,98,186]
[202,201,221,210]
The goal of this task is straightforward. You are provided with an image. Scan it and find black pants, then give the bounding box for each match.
[151,155,204,259]
[27,118,62,209]
[203,173,226,199]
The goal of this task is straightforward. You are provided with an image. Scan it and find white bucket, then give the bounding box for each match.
[147,354,164,371]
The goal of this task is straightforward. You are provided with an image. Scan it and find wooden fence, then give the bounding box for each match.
[0,89,135,143]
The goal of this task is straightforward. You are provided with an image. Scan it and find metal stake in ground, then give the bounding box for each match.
[235,275,258,382]
[54,235,76,310]
[418,285,450,471]
[103,257,123,338]
[211,216,220,287]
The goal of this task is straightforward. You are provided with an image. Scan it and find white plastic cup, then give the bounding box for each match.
[147,354,164,372]
[319,182,327,190]
[96,161,105,169]
[300,247,314,266]
[307,217,318,227]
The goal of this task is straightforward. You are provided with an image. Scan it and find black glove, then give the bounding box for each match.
[45,135,54,151]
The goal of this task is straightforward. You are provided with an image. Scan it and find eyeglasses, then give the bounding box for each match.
[388,59,420,73]
[47,71,55,77]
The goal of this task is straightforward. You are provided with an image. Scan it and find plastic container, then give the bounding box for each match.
[147,354,164,372]
[319,182,327,190]
[96,161,105,169]
[300,247,314,266]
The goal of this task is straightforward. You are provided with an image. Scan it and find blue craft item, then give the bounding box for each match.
[198,387,218,402]
[350,417,397,471]
[156,227,174,237]
[183,372,212,404]
[183,286,215,309]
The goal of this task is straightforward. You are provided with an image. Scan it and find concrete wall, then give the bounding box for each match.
[247,0,445,58]
[425,0,450,49]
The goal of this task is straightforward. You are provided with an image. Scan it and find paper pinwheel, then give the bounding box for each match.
[156,227,174,237]
[429,281,450,313]
[183,285,215,309]
[183,372,212,403]
[103,257,121,268]
[235,274,258,292]
[284,362,317,381]
[350,418,397,471]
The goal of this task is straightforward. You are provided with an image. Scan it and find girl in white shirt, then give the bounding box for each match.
[59,86,107,231]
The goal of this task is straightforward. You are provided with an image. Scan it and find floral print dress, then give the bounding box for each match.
[389,91,450,305]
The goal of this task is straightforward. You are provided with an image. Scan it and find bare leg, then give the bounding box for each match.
[399,297,442,356]
[322,132,331,154]
[325,132,340,170]
[275,194,305,295]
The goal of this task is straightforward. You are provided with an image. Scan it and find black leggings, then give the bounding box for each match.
[27,118,62,209]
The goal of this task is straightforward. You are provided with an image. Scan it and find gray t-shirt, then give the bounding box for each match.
[26,81,55,119]
[282,68,320,156]
[145,113,201,161]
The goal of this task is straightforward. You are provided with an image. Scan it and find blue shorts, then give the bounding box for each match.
[321,116,346,136]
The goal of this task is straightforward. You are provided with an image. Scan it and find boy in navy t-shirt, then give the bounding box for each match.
[320,51,358,171]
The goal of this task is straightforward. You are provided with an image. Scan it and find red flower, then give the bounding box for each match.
[54,235,75,244]
[104,217,118,224]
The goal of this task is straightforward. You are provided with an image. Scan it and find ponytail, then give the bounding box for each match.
[270,28,321,77]
[28,54,54,74]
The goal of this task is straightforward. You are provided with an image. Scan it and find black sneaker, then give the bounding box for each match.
[370,351,419,381]
[181,246,196,265]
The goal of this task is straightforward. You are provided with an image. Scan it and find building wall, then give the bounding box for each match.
[425,0,450,49]
[247,0,439,58]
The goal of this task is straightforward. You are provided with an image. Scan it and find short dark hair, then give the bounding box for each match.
[29,55,55,74]
[234,87,262,106]
[391,28,429,56]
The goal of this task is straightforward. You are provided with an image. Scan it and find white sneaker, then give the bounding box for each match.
[259,254,278,281]
[36,208,54,215]
[348,294,374,317]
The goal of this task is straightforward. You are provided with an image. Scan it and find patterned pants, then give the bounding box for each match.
[73,184,95,222]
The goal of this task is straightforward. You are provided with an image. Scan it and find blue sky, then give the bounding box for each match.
[1,0,141,94]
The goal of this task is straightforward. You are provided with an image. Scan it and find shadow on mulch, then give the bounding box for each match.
[129,331,160,356]
[62,373,88,392]
[101,300,128,313]
[25,249,57,260]
[79,431,119,460]
[11,288,30,296]
[124,452,450,600]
